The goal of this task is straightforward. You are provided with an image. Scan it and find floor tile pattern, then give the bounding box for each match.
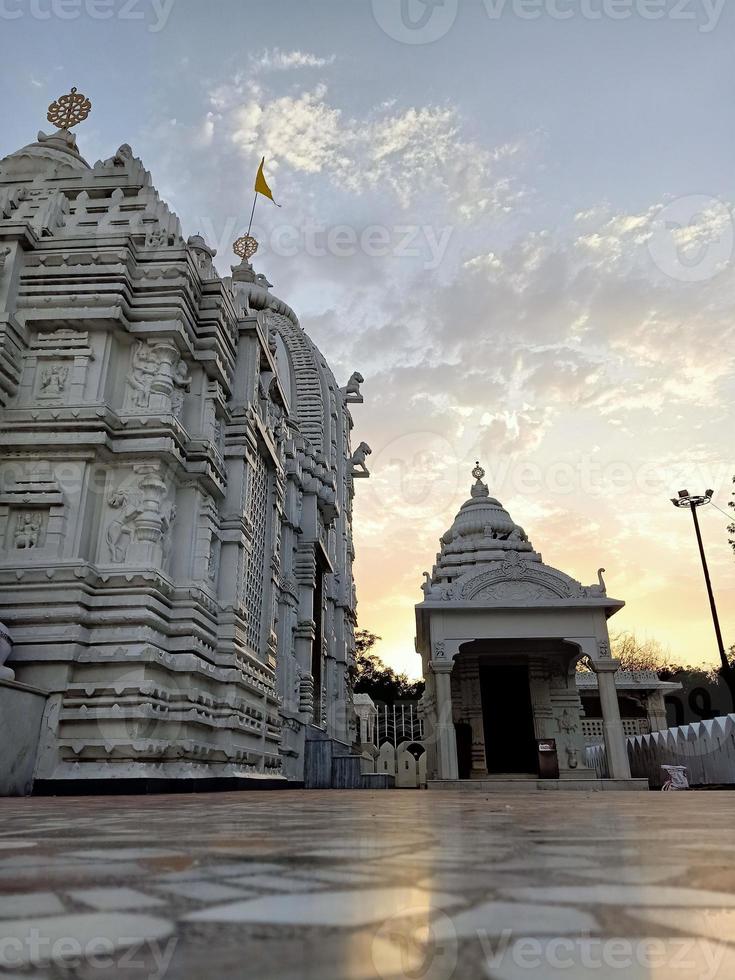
[0,790,734,978]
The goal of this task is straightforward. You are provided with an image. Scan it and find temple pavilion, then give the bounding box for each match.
[416,465,643,789]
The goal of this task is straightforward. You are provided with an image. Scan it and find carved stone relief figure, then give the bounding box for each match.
[557,707,578,735]
[161,506,176,570]
[39,364,68,396]
[14,511,42,549]
[101,143,134,168]
[208,534,221,583]
[212,418,225,455]
[145,227,171,248]
[124,340,191,417]
[170,360,192,417]
[105,466,175,568]
[126,342,158,410]
[106,490,142,563]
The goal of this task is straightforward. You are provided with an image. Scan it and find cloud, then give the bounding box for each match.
[208,68,527,218]
[132,65,735,675]
[250,49,337,72]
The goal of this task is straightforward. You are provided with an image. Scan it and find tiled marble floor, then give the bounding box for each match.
[1,790,735,978]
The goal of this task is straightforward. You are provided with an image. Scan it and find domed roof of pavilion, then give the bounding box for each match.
[431,464,536,583]
[419,462,620,610]
[0,129,90,179]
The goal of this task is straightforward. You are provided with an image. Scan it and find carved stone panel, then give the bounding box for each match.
[123,339,191,418]
[0,470,66,558]
[474,581,561,602]
[102,464,176,571]
[9,509,48,550]
[18,329,95,408]
[460,552,586,602]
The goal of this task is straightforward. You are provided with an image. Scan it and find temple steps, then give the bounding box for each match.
[304,725,394,790]
[428,778,649,792]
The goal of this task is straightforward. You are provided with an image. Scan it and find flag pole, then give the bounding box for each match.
[246,192,258,238]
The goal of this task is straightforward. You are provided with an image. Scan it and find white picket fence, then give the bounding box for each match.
[361,740,427,788]
[586,714,735,788]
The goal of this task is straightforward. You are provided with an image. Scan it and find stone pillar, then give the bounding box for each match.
[432,661,458,780]
[594,661,631,779]
[460,655,487,777]
[645,690,668,733]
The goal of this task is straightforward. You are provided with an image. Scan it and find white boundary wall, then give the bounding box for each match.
[586,714,735,788]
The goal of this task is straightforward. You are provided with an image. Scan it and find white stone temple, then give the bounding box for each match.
[417,465,646,789]
[0,114,371,791]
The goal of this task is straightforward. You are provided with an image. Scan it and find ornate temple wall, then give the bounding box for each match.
[0,125,366,788]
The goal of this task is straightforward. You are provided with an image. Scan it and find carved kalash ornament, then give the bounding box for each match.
[46,87,92,130]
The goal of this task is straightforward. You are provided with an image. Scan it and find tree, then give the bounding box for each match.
[603,632,735,714]
[729,475,735,555]
[351,629,424,705]
[610,631,677,673]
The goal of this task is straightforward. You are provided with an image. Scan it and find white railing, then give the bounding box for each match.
[376,702,424,746]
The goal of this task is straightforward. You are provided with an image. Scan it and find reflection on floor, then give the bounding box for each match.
[1,790,735,978]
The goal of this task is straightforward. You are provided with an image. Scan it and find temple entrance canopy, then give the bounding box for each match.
[415,465,635,785]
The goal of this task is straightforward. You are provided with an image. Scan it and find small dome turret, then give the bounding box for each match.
[0,129,90,179]
[429,463,536,585]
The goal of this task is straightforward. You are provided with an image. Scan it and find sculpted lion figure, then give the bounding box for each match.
[350,441,372,475]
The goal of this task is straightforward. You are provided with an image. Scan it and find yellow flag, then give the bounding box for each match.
[254,157,280,206]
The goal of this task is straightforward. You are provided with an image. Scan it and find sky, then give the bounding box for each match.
[3,0,735,678]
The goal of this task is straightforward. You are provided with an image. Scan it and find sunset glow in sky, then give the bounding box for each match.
[5,0,734,677]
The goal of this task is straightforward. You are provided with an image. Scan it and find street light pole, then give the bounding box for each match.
[671,490,730,677]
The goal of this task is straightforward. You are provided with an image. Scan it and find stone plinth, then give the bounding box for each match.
[428,778,649,792]
[0,679,48,795]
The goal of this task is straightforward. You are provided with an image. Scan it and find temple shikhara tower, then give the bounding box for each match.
[0,93,371,792]
[416,465,641,789]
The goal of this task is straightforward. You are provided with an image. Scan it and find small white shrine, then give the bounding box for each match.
[416,465,643,788]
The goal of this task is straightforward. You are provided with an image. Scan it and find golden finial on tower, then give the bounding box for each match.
[233,235,259,260]
[472,461,486,483]
[46,87,92,131]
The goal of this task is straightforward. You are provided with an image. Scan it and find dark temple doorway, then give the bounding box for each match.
[480,665,537,774]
